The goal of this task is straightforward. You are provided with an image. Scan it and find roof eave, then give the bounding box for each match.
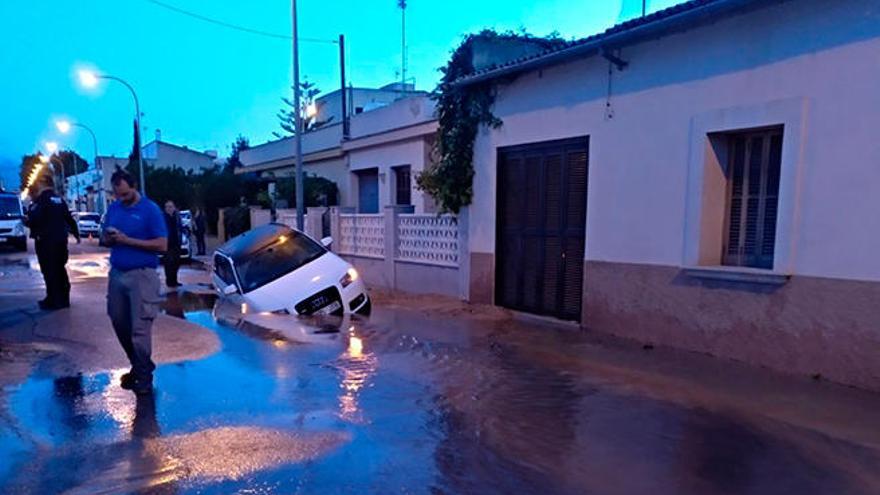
[454,0,774,87]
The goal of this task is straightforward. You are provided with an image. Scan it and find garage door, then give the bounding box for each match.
[496,137,589,322]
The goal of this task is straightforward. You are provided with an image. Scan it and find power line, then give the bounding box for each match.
[143,0,337,44]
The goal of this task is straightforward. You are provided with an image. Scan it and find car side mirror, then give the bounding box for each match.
[222,284,238,296]
[320,236,333,248]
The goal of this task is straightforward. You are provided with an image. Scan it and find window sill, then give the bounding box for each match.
[682,266,790,285]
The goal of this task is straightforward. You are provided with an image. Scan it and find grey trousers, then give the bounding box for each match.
[107,267,161,379]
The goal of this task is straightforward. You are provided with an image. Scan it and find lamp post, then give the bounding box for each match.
[57,119,102,212]
[78,69,146,196]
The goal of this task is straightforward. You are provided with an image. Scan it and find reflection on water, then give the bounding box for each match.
[100,369,136,427]
[337,331,376,422]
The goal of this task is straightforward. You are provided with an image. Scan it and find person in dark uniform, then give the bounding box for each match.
[162,200,182,288]
[25,174,80,310]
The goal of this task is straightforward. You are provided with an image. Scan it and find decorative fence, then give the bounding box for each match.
[277,212,306,230]
[338,214,385,259]
[396,214,459,267]
[250,205,468,297]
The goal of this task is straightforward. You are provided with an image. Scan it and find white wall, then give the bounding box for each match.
[469,0,880,282]
[349,96,436,138]
[348,139,432,213]
[240,124,344,168]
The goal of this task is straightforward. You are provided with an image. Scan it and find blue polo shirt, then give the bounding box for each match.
[104,197,167,271]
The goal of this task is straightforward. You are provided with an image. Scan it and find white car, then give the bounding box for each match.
[0,192,27,251]
[212,223,370,316]
[75,212,102,238]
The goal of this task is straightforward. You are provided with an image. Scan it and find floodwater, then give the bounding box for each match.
[2,290,880,494]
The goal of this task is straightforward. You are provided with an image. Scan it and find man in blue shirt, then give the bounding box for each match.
[101,169,167,395]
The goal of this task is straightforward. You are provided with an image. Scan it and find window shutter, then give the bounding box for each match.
[723,129,783,269]
[726,137,746,259]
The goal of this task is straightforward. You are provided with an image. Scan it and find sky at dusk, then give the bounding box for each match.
[0,0,680,189]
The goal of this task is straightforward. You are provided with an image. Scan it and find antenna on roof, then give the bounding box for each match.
[618,0,649,22]
[398,0,407,95]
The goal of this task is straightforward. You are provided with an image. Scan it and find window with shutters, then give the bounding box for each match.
[722,128,783,269]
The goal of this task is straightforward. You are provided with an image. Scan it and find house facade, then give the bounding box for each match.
[458,0,880,389]
[239,92,438,214]
[70,136,219,212]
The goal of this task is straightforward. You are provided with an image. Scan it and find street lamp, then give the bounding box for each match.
[77,68,146,196]
[56,119,102,212]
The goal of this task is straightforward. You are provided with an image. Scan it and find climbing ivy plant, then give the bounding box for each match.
[416,30,504,214]
[418,30,565,214]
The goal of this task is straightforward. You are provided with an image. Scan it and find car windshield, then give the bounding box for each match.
[79,214,101,223]
[0,196,21,218]
[234,231,326,293]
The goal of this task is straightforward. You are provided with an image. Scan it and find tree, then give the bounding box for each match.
[147,166,196,210]
[274,79,333,138]
[274,174,339,208]
[125,119,142,183]
[227,135,250,170]
[54,150,90,179]
[18,153,43,197]
[188,136,262,235]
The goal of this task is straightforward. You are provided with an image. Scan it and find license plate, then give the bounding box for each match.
[316,300,342,315]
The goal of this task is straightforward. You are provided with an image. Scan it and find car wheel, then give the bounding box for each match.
[15,239,27,252]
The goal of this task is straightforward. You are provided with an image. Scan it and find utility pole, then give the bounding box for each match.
[340,34,349,139]
[292,0,304,231]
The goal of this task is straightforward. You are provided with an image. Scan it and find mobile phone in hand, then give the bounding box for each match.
[100,226,119,247]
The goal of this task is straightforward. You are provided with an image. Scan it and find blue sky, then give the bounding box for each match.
[0,0,678,189]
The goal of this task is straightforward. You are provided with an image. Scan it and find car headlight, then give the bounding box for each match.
[340,267,359,288]
[12,223,25,236]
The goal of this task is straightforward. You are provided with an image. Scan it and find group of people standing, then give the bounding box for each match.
[24,169,209,395]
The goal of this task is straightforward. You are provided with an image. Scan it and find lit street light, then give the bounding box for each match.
[78,69,99,88]
[45,141,58,154]
[77,68,146,196]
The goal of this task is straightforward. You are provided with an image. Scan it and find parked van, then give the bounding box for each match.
[0,192,27,251]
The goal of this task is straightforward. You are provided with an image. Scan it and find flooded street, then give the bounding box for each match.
[2,246,880,494]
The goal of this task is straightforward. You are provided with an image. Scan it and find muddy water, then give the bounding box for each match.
[2,294,880,494]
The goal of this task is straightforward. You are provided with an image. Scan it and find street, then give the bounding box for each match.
[2,241,880,494]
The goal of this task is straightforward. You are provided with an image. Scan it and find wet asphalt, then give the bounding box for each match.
[2,243,880,494]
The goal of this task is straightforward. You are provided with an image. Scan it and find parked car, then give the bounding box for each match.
[75,212,102,239]
[179,209,193,230]
[0,191,27,251]
[179,209,193,259]
[212,223,370,316]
